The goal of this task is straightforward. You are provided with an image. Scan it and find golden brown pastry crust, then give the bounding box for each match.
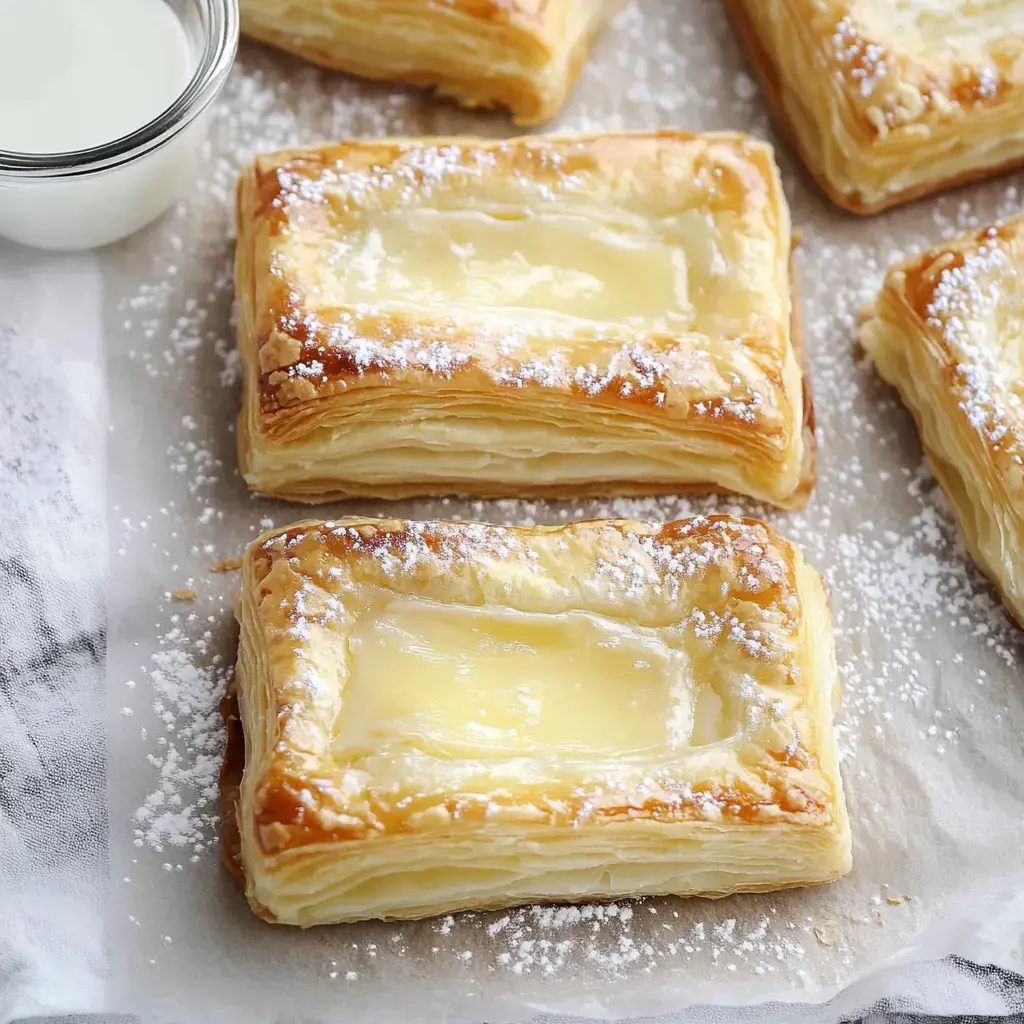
[860,218,1024,627]
[223,515,852,926]
[727,0,1024,214]
[238,0,625,125]
[235,132,814,508]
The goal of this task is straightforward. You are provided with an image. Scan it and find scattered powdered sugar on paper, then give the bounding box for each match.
[427,902,818,979]
[131,628,230,857]
[105,0,1024,1011]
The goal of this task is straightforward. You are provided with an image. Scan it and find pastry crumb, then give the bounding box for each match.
[210,557,242,573]
[813,923,837,946]
[171,588,197,602]
[884,895,904,906]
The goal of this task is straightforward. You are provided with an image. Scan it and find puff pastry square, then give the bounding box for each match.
[238,0,626,125]
[235,132,814,508]
[861,219,1024,627]
[727,0,1024,213]
[221,515,852,926]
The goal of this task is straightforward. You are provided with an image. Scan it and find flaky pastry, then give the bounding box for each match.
[235,132,814,508]
[727,0,1024,213]
[221,515,852,926]
[238,0,626,125]
[861,218,1024,627]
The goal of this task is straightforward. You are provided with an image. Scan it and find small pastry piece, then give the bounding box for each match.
[860,219,1024,627]
[235,132,814,508]
[238,0,627,125]
[727,0,1024,213]
[222,515,852,926]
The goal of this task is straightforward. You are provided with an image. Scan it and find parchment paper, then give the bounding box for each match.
[87,0,1024,1019]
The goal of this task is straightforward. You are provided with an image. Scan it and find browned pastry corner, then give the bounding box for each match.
[238,0,627,125]
[726,0,1024,215]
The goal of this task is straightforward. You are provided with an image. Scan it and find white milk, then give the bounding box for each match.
[0,0,228,251]
[0,0,194,154]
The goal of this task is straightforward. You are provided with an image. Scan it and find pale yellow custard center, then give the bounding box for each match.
[339,599,695,758]
[305,205,755,334]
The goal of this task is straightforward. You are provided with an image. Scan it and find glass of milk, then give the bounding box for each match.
[0,0,238,251]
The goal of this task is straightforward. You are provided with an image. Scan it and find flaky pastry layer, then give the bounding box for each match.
[238,0,625,125]
[728,0,1024,213]
[222,515,852,926]
[235,132,814,508]
[861,218,1024,627]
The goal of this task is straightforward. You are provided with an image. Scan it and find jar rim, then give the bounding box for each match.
[0,0,239,179]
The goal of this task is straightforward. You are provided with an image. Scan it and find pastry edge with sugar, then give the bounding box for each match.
[860,220,1024,627]
[726,0,1024,214]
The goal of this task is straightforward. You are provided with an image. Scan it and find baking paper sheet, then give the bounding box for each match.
[72,1,1024,1019]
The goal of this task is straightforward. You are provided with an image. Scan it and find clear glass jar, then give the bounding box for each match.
[0,0,238,251]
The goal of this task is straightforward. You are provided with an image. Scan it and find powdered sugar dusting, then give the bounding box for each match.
[833,16,889,99]
[132,633,228,857]
[923,230,1023,455]
[828,10,1012,128]
[273,141,581,213]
